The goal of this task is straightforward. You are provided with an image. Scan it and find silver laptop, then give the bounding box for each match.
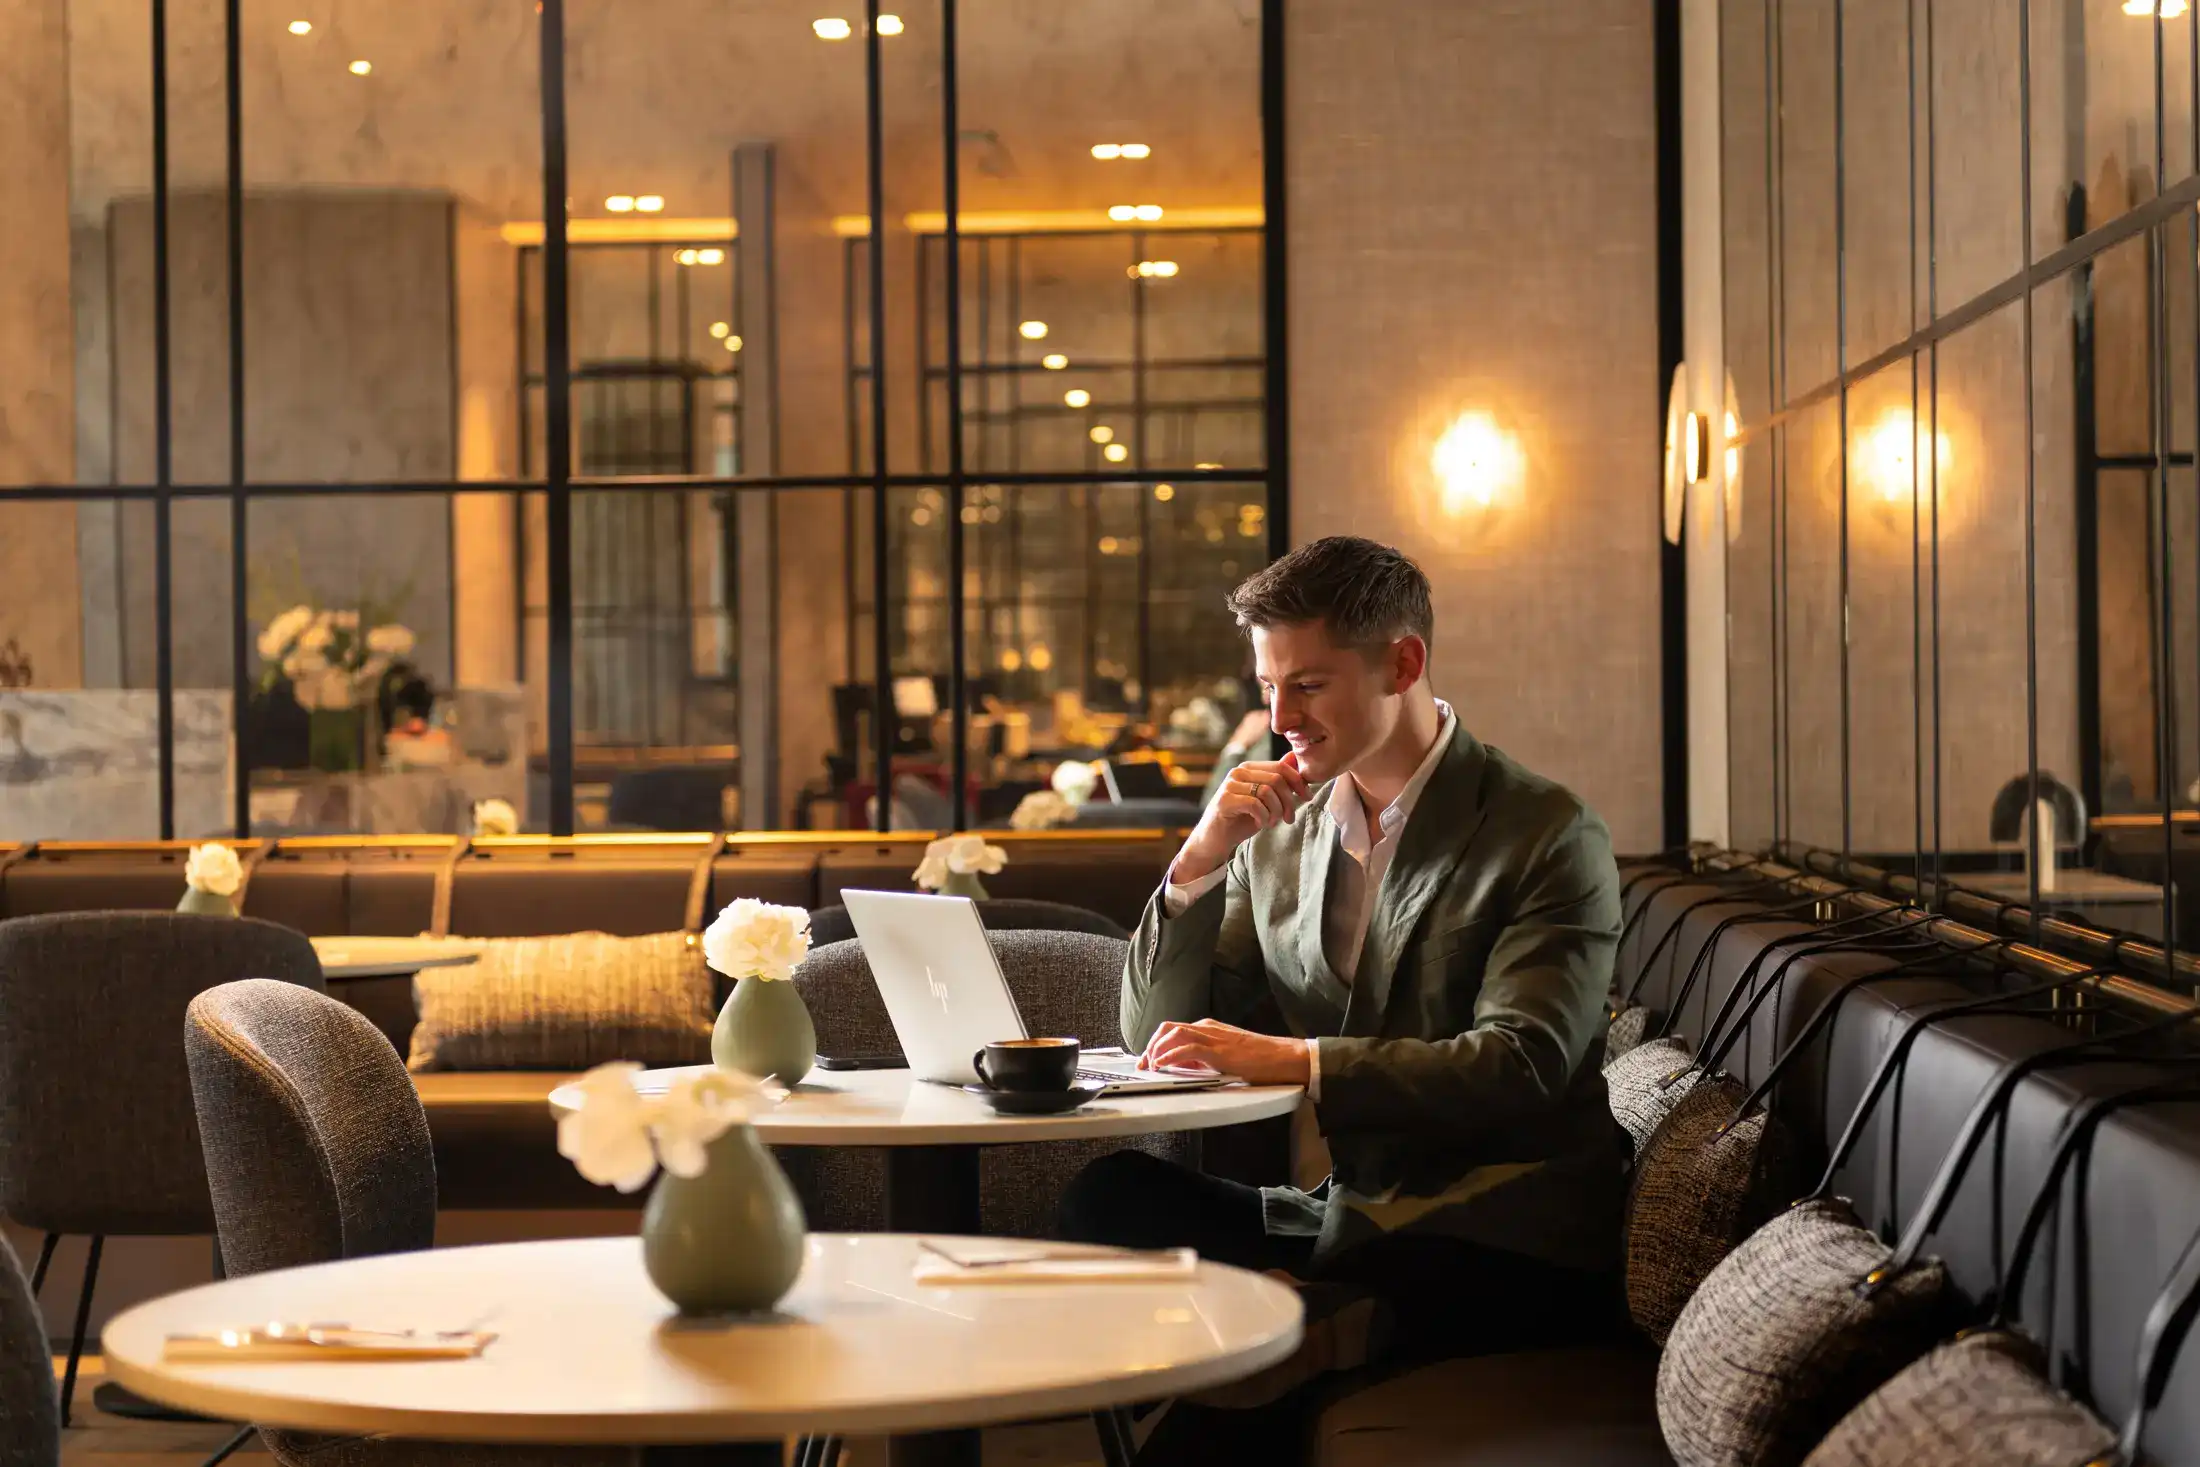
[839,889,1235,1092]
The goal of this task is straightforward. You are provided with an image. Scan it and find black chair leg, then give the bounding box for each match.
[201,1424,256,1467]
[1092,1407,1137,1467]
[59,1234,102,1428]
[29,1232,58,1296]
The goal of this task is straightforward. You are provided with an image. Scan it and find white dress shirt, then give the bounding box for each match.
[1162,701,1457,1100]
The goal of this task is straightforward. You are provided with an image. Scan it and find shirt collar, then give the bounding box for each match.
[1326,700,1457,856]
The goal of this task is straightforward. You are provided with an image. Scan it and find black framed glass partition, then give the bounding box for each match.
[0,0,1286,843]
[1720,0,2200,990]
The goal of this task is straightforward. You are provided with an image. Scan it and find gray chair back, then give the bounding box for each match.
[184,980,437,1279]
[807,898,1130,950]
[790,930,1193,1238]
[0,913,323,1235]
[0,1231,56,1467]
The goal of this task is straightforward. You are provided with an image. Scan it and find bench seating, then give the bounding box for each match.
[1312,863,2200,1466]
[0,834,1180,1212]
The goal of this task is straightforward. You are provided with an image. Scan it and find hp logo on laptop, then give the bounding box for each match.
[925,964,951,1014]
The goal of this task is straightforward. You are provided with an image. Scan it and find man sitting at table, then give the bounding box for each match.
[1061,536,1629,1462]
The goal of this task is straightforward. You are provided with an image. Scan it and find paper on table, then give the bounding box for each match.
[912,1241,1198,1285]
[164,1326,497,1363]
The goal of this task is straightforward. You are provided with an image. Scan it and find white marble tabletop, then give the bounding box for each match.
[101,1234,1304,1444]
[309,935,482,981]
[547,1064,1305,1147]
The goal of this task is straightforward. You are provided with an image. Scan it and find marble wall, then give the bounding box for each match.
[0,689,232,839]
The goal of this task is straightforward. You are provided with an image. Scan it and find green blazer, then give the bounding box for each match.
[1122,722,1628,1272]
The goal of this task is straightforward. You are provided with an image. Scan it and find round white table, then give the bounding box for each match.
[309,935,481,982]
[103,1234,1304,1466]
[549,1064,1303,1233]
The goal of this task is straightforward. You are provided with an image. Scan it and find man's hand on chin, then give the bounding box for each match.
[1140,1019,1312,1086]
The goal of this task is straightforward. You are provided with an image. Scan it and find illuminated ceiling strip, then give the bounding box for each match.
[831,206,1265,237]
[498,217,738,246]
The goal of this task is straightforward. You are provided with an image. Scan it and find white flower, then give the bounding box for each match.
[184,842,243,897]
[556,1063,660,1193]
[329,609,361,631]
[472,798,519,837]
[915,833,1008,890]
[1050,760,1099,806]
[256,605,315,662]
[307,668,355,710]
[1009,790,1076,830]
[650,1068,764,1178]
[299,618,336,653]
[701,898,812,983]
[366,624,415,659]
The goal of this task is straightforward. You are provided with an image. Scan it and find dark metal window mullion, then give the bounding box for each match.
[866,0,893,833]
[540,0,576,835]
[943,0,969,831]
[225,0,249,838]
[153,0,176,840]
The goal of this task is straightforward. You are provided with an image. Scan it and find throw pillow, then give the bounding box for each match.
[408,930,716,1072]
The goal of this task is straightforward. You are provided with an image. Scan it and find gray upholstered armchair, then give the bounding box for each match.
[0,911,322,1424]
[0,1229,56,1467]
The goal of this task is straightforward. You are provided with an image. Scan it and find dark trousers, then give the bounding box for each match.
[1058,1149,1622,1466]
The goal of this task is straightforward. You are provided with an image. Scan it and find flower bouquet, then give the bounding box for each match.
[915,833,1007,900]
[557,1061,805,1315]
[256,604,417,772]
[178,842,243,917]
[703,899,817,1086]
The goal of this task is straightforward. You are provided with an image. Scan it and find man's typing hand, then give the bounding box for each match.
[1140,1018,1312,1087]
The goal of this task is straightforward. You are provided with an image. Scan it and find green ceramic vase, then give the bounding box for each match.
[176,887,238,917]
[937,870,989,900]
[712,976,816,1086]
[640,1124,807,1316]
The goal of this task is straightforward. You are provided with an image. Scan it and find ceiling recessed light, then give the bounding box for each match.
[813,17,852,39]
[634,195,664,213]
[347,58,371,75]
[1120,143,1151,160]
[1104,443,1129,463]
[1153,483,1175,502]
[696,248,726,266]
[1107,205,1137,222]
[1091,144,1123,160]
[1134,204,1163,222]
[1018,320,1048,340]
[605,195,636,213]
[1064,388,1091,408]
[876,12,904,34]
[1089,425,1114,444]
[724,335,743,352]
[709,321,731,339]
[675,248,699,265]
[1041,353,1068,370]
[1141,260,1178,278]
[286,19,312,35]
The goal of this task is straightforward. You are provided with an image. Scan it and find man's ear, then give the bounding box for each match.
[1391,635,1428,693]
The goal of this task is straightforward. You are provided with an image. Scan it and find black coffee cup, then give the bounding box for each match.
[973,1037,1080,1092]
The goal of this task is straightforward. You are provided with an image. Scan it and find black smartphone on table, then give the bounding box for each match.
[815,1053,909,1071]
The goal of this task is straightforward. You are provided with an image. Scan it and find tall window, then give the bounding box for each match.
[0,0,1283,842]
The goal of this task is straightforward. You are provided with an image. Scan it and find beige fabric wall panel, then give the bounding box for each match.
[1287,0,1662,852]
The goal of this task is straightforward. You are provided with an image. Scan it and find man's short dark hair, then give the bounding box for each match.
[1226,536,1434,648]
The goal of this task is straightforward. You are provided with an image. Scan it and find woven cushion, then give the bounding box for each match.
[1605,1036,1698,1158]
[407,931,714,1072]
[1801,1331,2112,1467]
[1659,1198,1951,1467]
[1605,1004,1659,1064]
[1624,1077,1804,1345]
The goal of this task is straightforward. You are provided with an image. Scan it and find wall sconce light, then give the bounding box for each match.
[1861,408,1950,506]
[1661,366,1688,544]
[1723,370,1743,543]
[1431,411,1522,514]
